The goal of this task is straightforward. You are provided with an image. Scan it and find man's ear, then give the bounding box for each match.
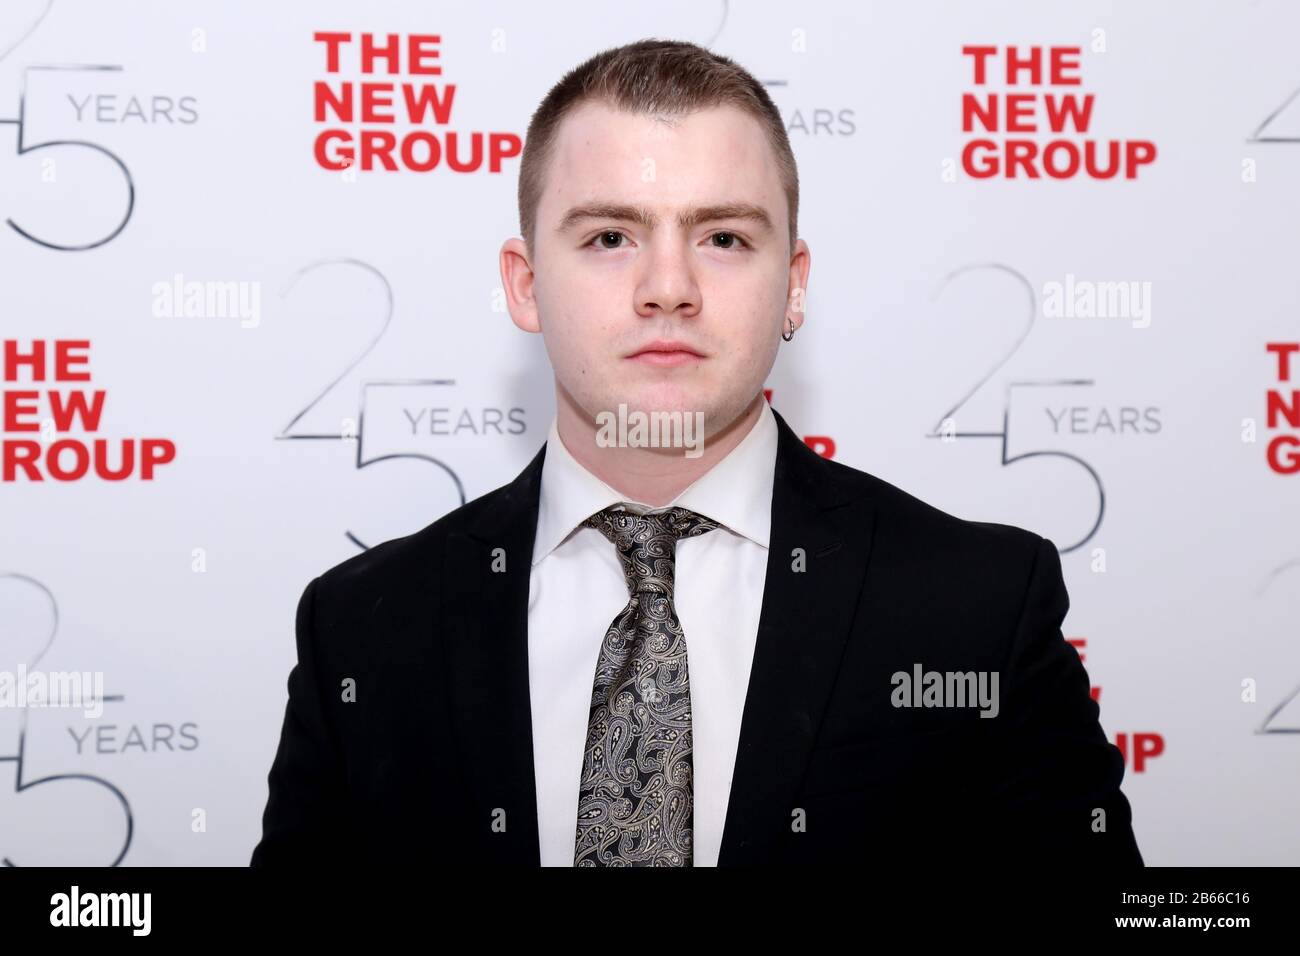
[786,237,811,334]
[500,237,541,333]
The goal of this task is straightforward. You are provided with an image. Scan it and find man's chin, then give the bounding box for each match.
[592,396,710,421]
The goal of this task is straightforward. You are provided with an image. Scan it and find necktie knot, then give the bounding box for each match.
[581,505,722,598]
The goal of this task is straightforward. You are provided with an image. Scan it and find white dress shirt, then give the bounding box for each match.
[528,402,778,866]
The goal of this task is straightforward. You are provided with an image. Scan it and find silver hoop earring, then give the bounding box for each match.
[782,316,796,342]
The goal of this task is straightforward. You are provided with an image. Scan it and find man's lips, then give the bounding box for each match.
[626,340,705,367]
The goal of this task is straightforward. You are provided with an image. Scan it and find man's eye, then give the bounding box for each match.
[589,230,626,250]
[709,231,749,250]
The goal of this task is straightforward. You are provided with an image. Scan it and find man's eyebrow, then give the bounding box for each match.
[557,202,774,234]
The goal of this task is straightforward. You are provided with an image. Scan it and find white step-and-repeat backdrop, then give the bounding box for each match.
[1,0,1297,865]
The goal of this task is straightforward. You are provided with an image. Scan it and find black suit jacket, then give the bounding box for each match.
[250,406,1142,866]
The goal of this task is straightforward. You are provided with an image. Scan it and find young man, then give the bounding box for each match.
[252,39,1142,867]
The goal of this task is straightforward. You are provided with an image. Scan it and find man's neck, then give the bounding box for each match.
[555,392,766,507]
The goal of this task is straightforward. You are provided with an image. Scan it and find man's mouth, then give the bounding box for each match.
[626,339,705,367]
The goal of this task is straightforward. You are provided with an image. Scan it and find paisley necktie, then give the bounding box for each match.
[573,505,723,867]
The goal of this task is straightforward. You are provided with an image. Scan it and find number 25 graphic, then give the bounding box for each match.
[276,258,466,551]
[0,3,136,250]
[926,262,1105,554]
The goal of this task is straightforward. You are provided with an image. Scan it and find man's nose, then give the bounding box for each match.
[634,238,702,318]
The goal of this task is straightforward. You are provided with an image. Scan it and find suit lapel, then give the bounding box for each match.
[442,442,546,864]
[716,408,877,865]
[440,405,876,866]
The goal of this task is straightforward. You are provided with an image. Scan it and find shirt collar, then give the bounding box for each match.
[532,401,778,567]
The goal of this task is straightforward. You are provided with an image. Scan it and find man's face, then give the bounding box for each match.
[505,99,807,442]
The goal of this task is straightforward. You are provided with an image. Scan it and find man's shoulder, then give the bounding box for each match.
[817,456,1060,651]
[820,454,1048,580]
[307,476,519,606]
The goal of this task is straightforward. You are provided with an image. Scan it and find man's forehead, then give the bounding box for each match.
[553,98,767,155]
[543,100,782,210]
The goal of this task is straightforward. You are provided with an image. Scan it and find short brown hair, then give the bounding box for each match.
[517,39,798,256]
